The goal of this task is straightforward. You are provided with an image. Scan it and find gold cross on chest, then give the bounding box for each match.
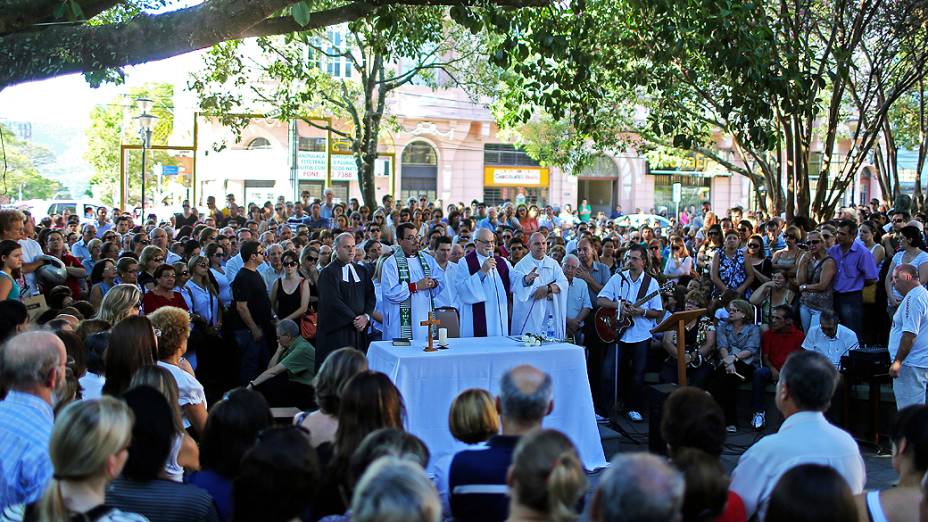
[421,312,441,352]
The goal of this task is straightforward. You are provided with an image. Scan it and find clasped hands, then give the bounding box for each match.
[353,314,369,331]
[415,277,437,290]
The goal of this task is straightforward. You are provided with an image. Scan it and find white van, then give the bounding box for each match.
[22,199,108,222]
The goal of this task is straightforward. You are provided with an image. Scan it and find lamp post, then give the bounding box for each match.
[135,98,157,220]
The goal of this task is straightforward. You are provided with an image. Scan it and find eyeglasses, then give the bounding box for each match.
[153,257,164,262]
[808,239,823,244]
[212,252,225,258]
[283,261,298,267]
[893,218,905,223]
[749,243,762,249]
[306,256,319,262]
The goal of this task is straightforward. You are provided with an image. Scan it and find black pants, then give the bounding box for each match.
[708,361,755,426]
[600,340,650,414]
[659,358,713,389]
[833,290,864,341]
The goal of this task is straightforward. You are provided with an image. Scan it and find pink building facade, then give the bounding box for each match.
[194,84,758,214]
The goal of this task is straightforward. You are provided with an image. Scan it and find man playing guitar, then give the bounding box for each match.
[596,244,664,423]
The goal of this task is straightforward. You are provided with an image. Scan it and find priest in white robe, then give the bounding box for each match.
[454,228,524,337]
[512,233,568,338]
[382,223,444,341]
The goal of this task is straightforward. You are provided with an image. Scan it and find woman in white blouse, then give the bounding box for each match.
[663,235,694,283]
[206,243,233,309]
[183,255,220,329]
[147,306,208,437]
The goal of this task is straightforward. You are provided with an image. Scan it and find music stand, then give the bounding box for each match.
[652,308,707,386]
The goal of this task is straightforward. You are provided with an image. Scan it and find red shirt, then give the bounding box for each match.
[761,324,805,370]
[60,253,83,298]
[142,290,189,315]
[716,490,747,522]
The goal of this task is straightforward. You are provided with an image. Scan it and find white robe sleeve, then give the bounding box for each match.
[455,260,488,305]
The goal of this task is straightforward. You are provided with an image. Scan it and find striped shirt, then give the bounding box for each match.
[106,478,218,522]
[0,391,53,509]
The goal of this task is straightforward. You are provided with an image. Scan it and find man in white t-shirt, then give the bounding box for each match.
[801,310,859,368]
[888,263,928,409]
[597,244,663,422]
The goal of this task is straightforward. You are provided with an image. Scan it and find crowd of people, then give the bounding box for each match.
[0,190,927,521]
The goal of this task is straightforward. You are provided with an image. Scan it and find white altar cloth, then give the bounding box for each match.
[367,336,608,470]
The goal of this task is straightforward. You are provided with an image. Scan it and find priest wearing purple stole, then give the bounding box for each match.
[453,228,524,337]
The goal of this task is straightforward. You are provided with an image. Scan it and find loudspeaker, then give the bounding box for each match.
[648,383,679,455]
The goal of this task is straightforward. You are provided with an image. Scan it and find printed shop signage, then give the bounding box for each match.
[298,151,393,181]
[297,151,326,180]
[484,166,549,187]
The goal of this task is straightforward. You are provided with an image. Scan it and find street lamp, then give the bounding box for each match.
[135,97,157,219]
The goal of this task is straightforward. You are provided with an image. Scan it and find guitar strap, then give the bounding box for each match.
[634,273,652,304]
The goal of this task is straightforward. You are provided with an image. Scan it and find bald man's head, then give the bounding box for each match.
[528,232,547,260]
[499,364,553,429]
[1,331,66,395]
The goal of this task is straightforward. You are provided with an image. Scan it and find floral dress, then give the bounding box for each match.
[714,248,748,299]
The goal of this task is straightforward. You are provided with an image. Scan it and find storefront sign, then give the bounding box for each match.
[484,166,549,187]
[331,154,357,181]
[299,152,393,182]
[297,151,326,180]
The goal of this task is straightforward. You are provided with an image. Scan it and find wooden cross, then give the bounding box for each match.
[421,312,441,352]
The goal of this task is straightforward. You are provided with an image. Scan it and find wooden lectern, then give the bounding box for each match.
[651,308,707,386]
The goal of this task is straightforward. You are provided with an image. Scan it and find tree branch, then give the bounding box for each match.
[0,0,551,89]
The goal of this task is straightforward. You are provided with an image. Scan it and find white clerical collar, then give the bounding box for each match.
[342,263,360,283]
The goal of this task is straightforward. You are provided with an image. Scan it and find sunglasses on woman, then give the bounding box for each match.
[283,261,298,267]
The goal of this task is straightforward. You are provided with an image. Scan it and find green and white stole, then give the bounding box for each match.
[394,250,435,338]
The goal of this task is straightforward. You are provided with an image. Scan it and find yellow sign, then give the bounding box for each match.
[484,166,549,187]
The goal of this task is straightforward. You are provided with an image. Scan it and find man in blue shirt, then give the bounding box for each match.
[828,219,879,340]
[0,331,67,509]
[93,206,113,238]
[448,365,553,522]
[70,223,97,261]
[304,202,331,231]
[477,207,500,233]
[320,189,336,219]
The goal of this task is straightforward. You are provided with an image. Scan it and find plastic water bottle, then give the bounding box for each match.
[545,312,556,339]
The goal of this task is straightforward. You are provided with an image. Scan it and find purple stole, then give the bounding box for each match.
[464,250,511,336]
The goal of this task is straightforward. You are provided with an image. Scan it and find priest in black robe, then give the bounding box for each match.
[316,232,376,369]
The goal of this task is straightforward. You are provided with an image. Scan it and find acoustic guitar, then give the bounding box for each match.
[595,281,675,343]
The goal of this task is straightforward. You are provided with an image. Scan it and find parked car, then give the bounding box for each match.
[613,213,672,230]
[20,199,107,222]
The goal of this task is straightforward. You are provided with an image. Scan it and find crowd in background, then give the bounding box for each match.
[0,190,927,522]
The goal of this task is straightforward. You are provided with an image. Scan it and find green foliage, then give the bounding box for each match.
[0,124,63,200]
[890,86,925,151]
[84,83,176,205]
[190,8,489,206]
[492,0,928,218]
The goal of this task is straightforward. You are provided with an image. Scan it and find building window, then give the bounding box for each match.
[483,187,546,207]
[247,137,272,150]
[484,144,541,167]
[299,137,326,152]
[401,141,438,202]
[652,174,711,214]
[309,29,354,79]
